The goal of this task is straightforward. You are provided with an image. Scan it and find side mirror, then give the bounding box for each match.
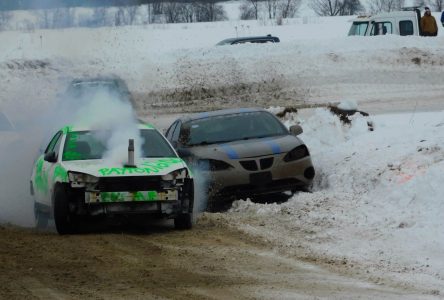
[44,151,57,163]
[289,125,303,136]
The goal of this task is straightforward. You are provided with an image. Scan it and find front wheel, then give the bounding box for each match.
[53,186,75,235]
[174,213,192,230]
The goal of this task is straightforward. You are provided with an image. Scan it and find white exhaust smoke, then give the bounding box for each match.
[0,78,141,227]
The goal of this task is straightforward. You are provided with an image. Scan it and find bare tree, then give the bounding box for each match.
[0,10,12,30]
[368,0,405,13]
[414,0,425,8]
[279,0,302,18]
[115,7,127,26]
[52,7,75,28]
[145,1,164,24]
[164,2,181,23]
[180,3,194,22]
[33,9,53,29]
[310,0,345,16]
[193,1,227,22]
[340,0,363,15]
[265,0,279,19]
[240,1,256,19]
[246,0,261,19]
[432,0,443,11]
[125,5,139,25]
[91,7,108,27]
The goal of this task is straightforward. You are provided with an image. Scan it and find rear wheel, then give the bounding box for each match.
[53,186,75,235]
[174,213,192,230]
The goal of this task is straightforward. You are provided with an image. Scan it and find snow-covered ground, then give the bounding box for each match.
[0,13,443,295]
[224,107,444,293]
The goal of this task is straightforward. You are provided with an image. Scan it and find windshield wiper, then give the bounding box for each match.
[188,140,232,146]
[243,134,283,140]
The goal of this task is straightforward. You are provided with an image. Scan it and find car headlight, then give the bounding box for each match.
[68,172,99,183]
[283,145,310,162]
[197,159,233,171]
[161,168,188,181]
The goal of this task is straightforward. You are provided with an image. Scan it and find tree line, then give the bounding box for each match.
[0,0,442,31]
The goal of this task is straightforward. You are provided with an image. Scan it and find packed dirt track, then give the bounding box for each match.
[0,218,434,300]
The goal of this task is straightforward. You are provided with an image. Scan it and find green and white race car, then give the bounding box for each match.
[30,124,194,234]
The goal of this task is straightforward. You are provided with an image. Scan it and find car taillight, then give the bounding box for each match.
[283,145,309,162]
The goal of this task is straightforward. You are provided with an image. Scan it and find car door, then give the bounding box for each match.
[32,131,63,205]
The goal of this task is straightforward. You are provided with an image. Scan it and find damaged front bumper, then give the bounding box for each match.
[67,175,194,218]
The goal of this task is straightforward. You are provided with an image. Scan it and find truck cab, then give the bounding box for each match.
[348,7,422,36]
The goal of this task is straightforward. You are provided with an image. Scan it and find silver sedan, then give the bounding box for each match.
[165,108,315,206]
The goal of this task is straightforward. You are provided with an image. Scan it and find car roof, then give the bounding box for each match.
[60,123,156,134]
[216,35,280,45]
[351,9,417,21]
[70,76,124,84]
[179,107,269,123]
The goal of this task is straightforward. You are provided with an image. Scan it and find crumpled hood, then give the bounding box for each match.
[61,157,187,177]
[189,135,303,159]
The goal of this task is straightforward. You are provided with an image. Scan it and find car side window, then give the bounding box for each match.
[44,131,62,154]
[399,20,414,36]
[172,121,182,142]
[165,121,178,140]
[371,21,392,35]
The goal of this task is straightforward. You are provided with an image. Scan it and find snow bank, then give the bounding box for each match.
[1,17,444,119]
[228,108,444,292]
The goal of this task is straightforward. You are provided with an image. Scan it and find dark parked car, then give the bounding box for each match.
[216,34,280,46]
[63,76,134,105]
[165,108,314,209]
[55,76,136,125]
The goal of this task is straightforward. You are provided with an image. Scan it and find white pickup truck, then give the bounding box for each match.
[348,7,422,36]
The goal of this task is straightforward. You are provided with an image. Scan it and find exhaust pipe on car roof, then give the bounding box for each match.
[124,139,136,168]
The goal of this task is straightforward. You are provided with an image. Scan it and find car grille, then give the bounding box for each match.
[240,160,258,171]
[240,158,274,171]
[97,176,162,192]
[260,157,274,170]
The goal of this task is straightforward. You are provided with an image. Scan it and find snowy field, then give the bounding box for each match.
[0,12,444,296]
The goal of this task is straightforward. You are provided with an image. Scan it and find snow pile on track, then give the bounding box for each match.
[227,107,444,292]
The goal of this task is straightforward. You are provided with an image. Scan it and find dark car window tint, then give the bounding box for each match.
[171,121,182,142]
[62,129,176,161]
[141,129,177,158]
[399,20,414,36]
[371,22,392,35]
[180,111,287,146]
[166,121,178,140]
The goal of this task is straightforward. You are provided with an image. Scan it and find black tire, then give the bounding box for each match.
[34,202,48,229]
[53,185,74,235]
[174,213,192,230]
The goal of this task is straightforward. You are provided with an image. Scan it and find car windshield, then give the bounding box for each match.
[181,111,287,146]
[348,22,368,36]
[62,129,176,161]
